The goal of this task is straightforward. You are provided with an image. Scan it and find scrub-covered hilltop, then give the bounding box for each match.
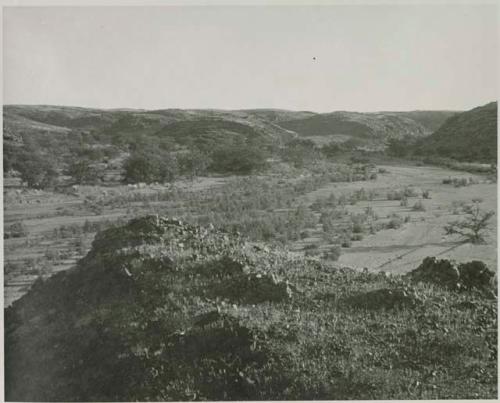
[5,215,497,401]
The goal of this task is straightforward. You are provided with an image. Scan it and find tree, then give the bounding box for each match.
[179,148,212,179]
[281,139,318,168]
[386,137,412,158]
[209,142,268,175]
[444,202,495,244]
[66,159,102,185]
[123,153,157,184]
[123,150,178,184]
[16,153,58,189]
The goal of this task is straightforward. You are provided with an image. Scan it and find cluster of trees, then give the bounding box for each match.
[122,140,268,184]
[4,143,58,189]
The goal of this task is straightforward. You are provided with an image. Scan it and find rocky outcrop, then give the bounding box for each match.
[407,257,496,293]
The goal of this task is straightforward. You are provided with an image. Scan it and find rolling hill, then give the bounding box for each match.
[415,101,497,162]
[2,104,467,183]
[279,110,457,143]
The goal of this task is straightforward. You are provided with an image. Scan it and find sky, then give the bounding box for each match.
[2,4,499,112]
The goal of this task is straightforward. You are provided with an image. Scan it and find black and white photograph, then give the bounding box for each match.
[2,1,498,401]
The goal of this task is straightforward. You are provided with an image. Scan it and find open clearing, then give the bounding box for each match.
[300,164,497,273]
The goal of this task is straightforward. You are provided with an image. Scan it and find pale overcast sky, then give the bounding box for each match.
[3,5,498,112]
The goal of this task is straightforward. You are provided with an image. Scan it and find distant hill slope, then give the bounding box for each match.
[416,102,497,162]
[2,105,300,177]
[279,110,458,142]
[387,110,458,132]
[2,105,468,178]
[3,105,296,145]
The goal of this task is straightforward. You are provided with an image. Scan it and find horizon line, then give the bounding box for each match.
[3,102,486,114]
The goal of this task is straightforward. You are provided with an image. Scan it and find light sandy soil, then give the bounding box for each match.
[304,164,497,273]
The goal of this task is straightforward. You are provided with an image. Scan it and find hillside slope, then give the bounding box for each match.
[416,102,497,162]
[5,216,497,401]
[278,110,457,141]
[3,105,298,180]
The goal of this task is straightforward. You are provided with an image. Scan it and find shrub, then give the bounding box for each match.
[444,203,495,244]
[351,233,363,241]
[386,214,403,229]
[407,257,495,292]
[123,150,178,184]
[341,234,352,248]
[16,153,58,189]
[403,186,418,197]
[322,245,341,261]
[422,190,431,199]
[210,142,269,174]
[179,148,212,179]
[454,178,468,188]
[66,159,102,185]
[387,190,403,201]
[412,200,426,212]
[352,223,364,234]
[6,222,29,239]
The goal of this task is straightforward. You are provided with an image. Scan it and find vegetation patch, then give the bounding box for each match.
[4,216,497,401]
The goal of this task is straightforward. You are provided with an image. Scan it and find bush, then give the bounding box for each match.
[387,190,404,201]
[66,159,102,185]
[341,235,352,248]
[454,178,468,188]
[444,203,495,244]
[123,150,178,184]
[178,148,212,179]
[422,190,431,199]
[386,214,403,229]
[5,222,28,239]
[16,153,58,189]
[322,245,341,261]
[407,257,495,292]
[210,142,268,174]
[412,200,426,212]
[351,233,363,241]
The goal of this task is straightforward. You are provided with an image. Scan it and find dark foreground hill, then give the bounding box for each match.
[5,216,497,401]
[416,102,497,162]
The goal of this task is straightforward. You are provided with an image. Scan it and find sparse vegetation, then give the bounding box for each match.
[3,103,497,401]
[412,200,426,212]
[444,202,495,244]
[5,217,497,401]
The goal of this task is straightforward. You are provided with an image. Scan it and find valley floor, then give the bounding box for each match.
[3,162,497,306]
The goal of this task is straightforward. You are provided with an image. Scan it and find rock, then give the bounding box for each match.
[457,261,495,291]
[407,257,496,294]
[407,257,460,289]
